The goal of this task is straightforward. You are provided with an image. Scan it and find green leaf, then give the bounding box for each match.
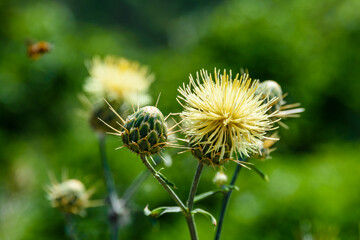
[248,165,270,182]
[192,208,217,226]
[194,190,225,203]
[156,170,177,188]
[194,185,239,203]
[144,205,182,218]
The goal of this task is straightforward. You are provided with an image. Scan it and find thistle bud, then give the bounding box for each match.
[122,106,168,156]
[256,80,304,127]
[255,80,284,114]
[213,169,228,186]
[48,179,91,215]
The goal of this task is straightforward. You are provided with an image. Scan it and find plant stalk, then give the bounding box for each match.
[140,155,187,213]
[214,158,247,240]
[140,155,201,240]
[122,169,150,206]
[185,162,204,240]
[64,213,78,240]
[98,133,121,240]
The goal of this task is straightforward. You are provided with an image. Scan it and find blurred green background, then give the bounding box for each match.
[1,0,359,239]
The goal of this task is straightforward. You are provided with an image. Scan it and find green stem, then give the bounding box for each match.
[140,155,206,240]
[186,162,204,240]
[98,133,121,240]
[122,169,150,206]
[139,155,187,213]
[214,158,247,240]
[64,213,78,240]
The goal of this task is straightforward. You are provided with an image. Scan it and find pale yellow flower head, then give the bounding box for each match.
[178,69,275,165]
[84,56,154,106]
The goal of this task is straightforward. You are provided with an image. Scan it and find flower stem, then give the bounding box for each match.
[98,133,121,240]
[185,162,204,240]
[64,213,78,240]
[139,155,187,213]
[140,155,202,240]
[122,169,150,205]
[214,158,247,240]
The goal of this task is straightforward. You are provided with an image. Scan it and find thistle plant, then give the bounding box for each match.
[47,176,101,240]
[177,69,281,239]
[51,62,302,240]
[100,67,302,240]
[83,55,156,239]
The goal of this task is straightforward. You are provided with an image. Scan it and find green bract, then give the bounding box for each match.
[122,106,168,155]
[190,133,232,166]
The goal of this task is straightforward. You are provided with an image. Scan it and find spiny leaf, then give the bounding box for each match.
[144,205,182,218]
[192,208,217,226]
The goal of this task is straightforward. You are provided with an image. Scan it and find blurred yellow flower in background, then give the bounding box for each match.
[84,56,154,106]
[47,178,100,216]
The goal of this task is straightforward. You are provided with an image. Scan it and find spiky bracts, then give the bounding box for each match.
[122,106,168,155]
[178,69,275,166]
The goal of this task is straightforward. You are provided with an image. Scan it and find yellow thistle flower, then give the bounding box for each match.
[178,69,276,166]
[47,177,100,216]
[84,56,154,106]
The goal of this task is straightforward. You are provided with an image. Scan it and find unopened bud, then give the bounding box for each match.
[213,170,228,186]
[122,106,168,156]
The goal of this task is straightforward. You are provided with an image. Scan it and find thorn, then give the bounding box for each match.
[164,112,172,121]
[137,90,140,111]
[98,117,122,134]
[155,92,161,108]
[103,99,126,124]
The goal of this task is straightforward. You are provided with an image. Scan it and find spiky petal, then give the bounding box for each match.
[178,69,274,165]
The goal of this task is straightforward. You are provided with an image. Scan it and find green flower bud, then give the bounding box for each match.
[122,106,168,155]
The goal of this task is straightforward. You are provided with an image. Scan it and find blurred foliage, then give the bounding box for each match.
[0,0,359,239]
